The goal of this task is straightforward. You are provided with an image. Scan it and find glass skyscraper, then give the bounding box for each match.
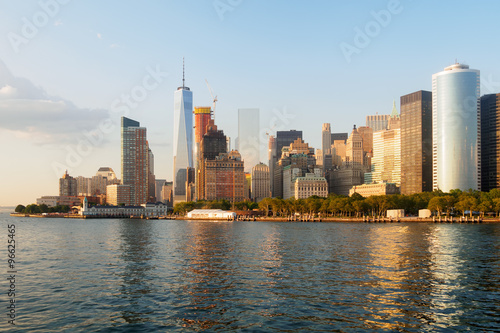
[432,63,480,192]
[400,90,432,195]
[173,66,193,202]
[237,108,260,172]
[121,116,148,205]
[480,93,500,191]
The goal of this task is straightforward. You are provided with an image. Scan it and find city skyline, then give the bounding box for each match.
[2,1,500,206]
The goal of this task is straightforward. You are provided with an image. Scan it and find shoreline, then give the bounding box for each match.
[9,213,500,223]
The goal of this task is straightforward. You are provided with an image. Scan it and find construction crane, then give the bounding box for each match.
[205,79,217,120]
[265,124,277,139]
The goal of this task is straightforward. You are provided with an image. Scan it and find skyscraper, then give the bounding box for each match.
[194,107,212,145]
[147,145,156,202]
[59,171,77,197]
[400,90,432,194]
[193,106,213,201]
[252,163,270,202]
[237,108,260,172]
[106,184,131,206]
[197,121,228,200]
[432,63,480,192]
[274,138,317,199]
[357,126,373,168]
[276,130,302,154]
[480,93,500,191]
[331,133,348,142]
[345,125,364,166]
[203,151,245,202]
[321,123,332,162]
[96,167,118,181]
[366,114,390,132]
[270,130,302,197]
[367,108,401,186]
[121,116,148,205]
[173,60,193,203]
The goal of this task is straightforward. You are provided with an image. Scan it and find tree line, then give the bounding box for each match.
[174,188,500,218]
[15,204,70,214]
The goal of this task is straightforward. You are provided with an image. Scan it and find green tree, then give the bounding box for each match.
[258,197,272,216]
[366,195,385,216]
[234,201,247,210]
[341,197,353,216]
[25,204,40,214]
[15,204,25,213]
[174,201,193,215]
[455,194,477,217]
[39,204,49,213]
[352,200,368,217]
[428,196,444,216]
[319,198,330,216]
[270,198,282,217]
[428,195,456,216]
[328,197,342,217]
[489,188,500,199]
[350,192,364,202]
[411,192,434,213]
[247,202,258,210]
[443,195,457,216]
[493,198,500,217]
[306,197,322,216]
[477,192,493,217]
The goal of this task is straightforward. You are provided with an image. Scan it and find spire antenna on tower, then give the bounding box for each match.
[182,57,185,89]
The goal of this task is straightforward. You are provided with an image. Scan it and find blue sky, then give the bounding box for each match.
[1,0,500,206]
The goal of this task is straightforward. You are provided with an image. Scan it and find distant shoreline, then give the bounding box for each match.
[9,213,500,223]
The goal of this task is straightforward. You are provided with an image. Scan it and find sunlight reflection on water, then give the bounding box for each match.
[1,215,499,332]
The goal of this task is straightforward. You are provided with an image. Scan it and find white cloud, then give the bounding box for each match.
[0,60,111,145]
[0,85,17,98]
[97,33,102,39]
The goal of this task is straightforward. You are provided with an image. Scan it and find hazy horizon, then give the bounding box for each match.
[2,0,500,206]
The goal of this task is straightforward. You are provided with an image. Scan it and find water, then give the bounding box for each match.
[1,213,499,332]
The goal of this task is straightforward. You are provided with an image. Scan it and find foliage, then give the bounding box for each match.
[15,204,69,214]
[155,188,500,218]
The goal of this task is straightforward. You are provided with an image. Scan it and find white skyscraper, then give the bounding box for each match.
[173,60,193,202]
[432,63,480,192]
[237,108,260,172]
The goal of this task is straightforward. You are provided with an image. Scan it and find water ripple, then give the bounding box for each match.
[1,215,499,332]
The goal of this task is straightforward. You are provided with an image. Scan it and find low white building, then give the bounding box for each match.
[419,209,432,218]
[294,173,328,199]
[387,209,404,218]
[36,196,59,207]
[349,182,400,197]
[81,198,169,218]
[186,209,236,220]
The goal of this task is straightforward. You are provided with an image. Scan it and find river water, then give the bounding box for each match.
[1,213,499,332]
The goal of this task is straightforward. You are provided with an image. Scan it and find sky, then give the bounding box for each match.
[1,0,500,207]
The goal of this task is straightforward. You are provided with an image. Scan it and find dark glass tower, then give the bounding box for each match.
[481,93,500,191]
[400,90,432,194]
